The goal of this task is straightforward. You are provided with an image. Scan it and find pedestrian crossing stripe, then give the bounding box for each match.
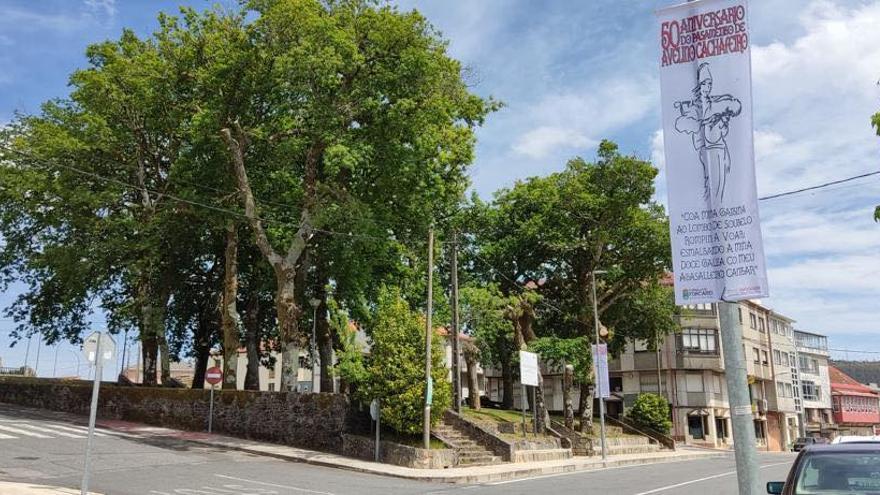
[0,424,52,438]
[15,423,85,438]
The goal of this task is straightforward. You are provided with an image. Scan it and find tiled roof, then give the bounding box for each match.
[830,365,878,397]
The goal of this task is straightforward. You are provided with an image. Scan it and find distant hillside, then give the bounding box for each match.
[832,360,880,385]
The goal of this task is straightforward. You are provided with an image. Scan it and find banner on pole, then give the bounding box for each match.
[592,344,610,399]
[657,0,768,304]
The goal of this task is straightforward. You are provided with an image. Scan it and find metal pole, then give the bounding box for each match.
[208,385,215,433]
[81,332,102,495]
[531,386,537,437]
[423,225,434,450]
[521,384,527,438]
[23,335,32,371]
[375,399,381,462]
[591,271,608,461]
[34,337,41,376]
[311,302,319,393]
[119,329,129,378]
[793,334,806,438]
[53,345,60,377]
[451,230,461,413]
[719,301,761,495]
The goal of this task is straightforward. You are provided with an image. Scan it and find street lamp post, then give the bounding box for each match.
[591,270,608,461]
[310,298,321,393]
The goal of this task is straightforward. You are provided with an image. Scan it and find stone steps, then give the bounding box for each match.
[433,423,503,467]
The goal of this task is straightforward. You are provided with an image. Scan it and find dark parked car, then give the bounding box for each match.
[792,437,819,452]
[767,443,880,494]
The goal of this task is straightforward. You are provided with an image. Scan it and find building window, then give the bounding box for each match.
[686,373,705,392]
[738,308,743,323]
[771,320,779,334]
[777,382,785,398]
[799,356,818,374]
[749,313,757,329]
[753,348,761,364]
[713,374,723,397]
[679,328,718,354]
[773,350,782,365]
[785,383,793,398]
[758,318,765,333]
[802,381,819,401]
[639,374,660,394]
[761,350,769,367]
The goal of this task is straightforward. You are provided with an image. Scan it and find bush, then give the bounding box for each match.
[627,393,672,434]
[354,287,451,435]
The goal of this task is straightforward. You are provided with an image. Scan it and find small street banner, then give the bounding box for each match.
[519,350,539,387]
[592,344,610,399]
[657,0,768,304]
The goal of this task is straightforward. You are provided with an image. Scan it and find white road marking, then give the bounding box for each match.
[0,424,52,438]
[13,423,85,438]
[631,461,793,495]
[32,422,107,437]
[0,433,16,439]
[214,474,335,495]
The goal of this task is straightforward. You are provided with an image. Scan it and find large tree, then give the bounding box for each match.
[466,140,674,430]
[199,0,494,390]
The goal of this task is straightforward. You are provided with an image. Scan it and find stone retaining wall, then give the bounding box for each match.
[0,377,360,454]
[342,434,458,469]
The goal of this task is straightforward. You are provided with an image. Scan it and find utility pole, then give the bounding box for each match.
[591,270,608,461]
[119,329,129,378]
[33,337,42,377]
[310,298,321,393]
[23,335,32,372]
[423,225,434,449]
[718,301,761,495]
[451,230,461,413]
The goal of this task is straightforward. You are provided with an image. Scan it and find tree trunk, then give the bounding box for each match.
[534,372,548,434]
[141,333,158,386]
[221,222,241,390]
[243,291,261,391]
[501,357,514,409]
[192,327,211,390]
[465,352,480,410]
[317,303,334,393]
[138,280,169,387]
[158,331,171,385]
[276,277,303,392]
[563,364,574,429]
[578,382,594,433]
[222,126,314,395]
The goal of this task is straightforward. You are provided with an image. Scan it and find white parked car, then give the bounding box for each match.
[831,435,880,444]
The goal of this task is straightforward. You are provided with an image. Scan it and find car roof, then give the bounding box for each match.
[806,443,880,453]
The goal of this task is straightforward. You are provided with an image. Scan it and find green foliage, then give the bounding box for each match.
[627,393,672,434]
[459,284,513,367]
[529,336,591,383]
[328,295,367,387]
[356,287,451,435]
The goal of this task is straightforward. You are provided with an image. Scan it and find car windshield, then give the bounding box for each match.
[796,453,880,494]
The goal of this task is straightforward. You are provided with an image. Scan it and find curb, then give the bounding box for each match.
[179,435,727,484]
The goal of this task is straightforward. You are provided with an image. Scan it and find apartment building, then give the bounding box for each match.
[608,300,811,450]
[610,302,731,447]
[795,330,836,439]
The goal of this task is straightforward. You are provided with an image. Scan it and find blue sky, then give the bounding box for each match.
[1,0,880,376]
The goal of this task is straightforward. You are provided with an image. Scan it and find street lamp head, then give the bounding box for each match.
[309,298,321,309]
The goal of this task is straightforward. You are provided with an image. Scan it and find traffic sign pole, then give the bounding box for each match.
[204,366,223,433]
[208,385,215,433]
[81,332,102,495]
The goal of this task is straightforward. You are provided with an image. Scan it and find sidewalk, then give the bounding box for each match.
[93,418,728,484]
[0,481,101,494]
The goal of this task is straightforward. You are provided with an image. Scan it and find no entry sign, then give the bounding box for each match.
[205,367,223,386]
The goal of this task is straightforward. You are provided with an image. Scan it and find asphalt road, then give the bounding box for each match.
[0,404,796,495]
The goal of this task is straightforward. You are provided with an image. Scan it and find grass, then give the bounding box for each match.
[377,428,447,449]
[463,406,532,423]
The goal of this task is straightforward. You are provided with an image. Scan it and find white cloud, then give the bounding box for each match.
[84,0,117,19]
[513,126,593,158]
[512,76,657,159]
